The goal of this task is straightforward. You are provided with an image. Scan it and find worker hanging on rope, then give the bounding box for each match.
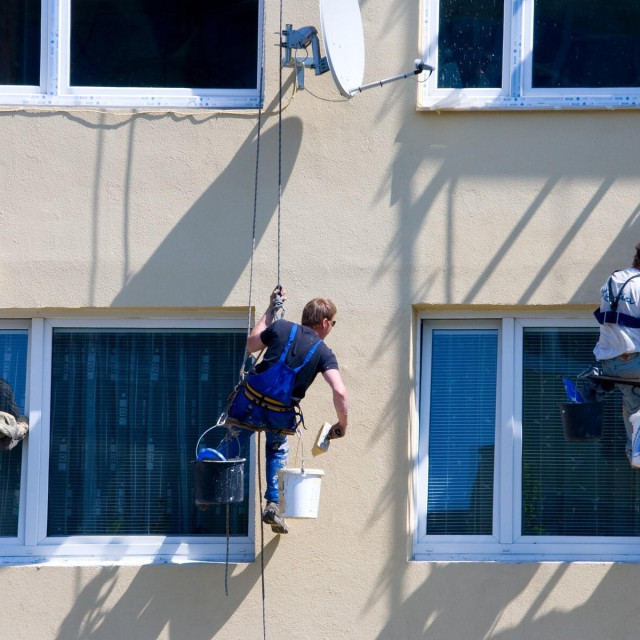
[218,285,349,533]
[591,242,640,468]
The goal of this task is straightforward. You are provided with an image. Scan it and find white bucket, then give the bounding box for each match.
[277,468,325,518]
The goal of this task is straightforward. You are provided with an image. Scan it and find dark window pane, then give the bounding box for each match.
[0,0,41,85]
[533,0,640,88]
[438,0,503,89]
[0,332,29,537]
[426,330,497,535]
[48,329,247,537]
[70,0,259,89]
[522,328,640,537]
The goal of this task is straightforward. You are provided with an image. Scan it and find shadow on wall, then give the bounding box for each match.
[372,111,640,309]
[373,561,640,640]
[53,538,279,639]
[366,109,640,463]
[366,89,640,639]
[366,111,640,457]
[112,116,303,308]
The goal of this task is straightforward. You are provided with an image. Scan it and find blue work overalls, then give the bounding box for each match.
[221,324,322,502]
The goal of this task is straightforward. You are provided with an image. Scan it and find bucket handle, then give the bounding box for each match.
[195,418,241,460]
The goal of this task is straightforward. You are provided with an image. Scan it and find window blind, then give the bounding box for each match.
[48,329,247,537]
[426,329,498,535]
[522,328,640,537]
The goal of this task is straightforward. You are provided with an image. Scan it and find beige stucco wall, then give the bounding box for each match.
[2,1,640,639]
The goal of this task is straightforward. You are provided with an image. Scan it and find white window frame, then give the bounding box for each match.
[0,322,32,551]
[419,0,640,110]
[0,317,256,566]
[1,1,264,109]
[413,310,640,562]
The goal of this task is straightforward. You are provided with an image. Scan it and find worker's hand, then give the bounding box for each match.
[327,422,347,439]
[270,285,287,307]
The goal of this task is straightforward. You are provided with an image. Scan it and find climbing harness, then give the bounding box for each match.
[593,271,640,329]
[226,324,322,435]
[584,271,640,393]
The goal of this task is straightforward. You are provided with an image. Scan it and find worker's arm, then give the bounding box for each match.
[246,286,286,353]
[322,368,349,439]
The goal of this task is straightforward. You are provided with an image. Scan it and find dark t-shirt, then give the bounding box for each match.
[256,319,338,401]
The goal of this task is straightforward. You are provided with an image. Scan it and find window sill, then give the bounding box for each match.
[0,92,262,111]
[413,540,640,563]
[0,540,256,566]
[0,555,255,567]
[417,92,640,111]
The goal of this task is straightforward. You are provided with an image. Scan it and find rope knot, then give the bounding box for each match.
[272,291,285,321]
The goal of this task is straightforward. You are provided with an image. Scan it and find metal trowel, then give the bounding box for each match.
[312,422,332,456]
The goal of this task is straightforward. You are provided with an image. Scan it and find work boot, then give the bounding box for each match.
[262,501,289,534]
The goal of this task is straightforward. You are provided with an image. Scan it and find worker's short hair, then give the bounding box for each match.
[301,298,337,327]
[634,242,640,270]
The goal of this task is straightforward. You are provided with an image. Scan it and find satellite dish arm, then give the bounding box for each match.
[352,60,434,94]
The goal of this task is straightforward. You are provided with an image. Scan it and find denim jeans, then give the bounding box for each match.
[601,352,640,454]
[217,428,289,503]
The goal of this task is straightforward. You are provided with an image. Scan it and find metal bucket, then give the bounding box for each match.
[193,458,246,505]
[559,402,603,442]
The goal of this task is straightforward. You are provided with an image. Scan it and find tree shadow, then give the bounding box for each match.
[54,537,280,640]
[372,561,640,639]
[111,113,303,308]
[362,20,640,632]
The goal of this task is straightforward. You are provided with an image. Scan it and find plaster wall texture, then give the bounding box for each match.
[2,0,640,639]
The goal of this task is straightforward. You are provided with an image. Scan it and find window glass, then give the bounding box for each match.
[522,327,640,536]
[533,0,640,88]
[437,0,503,89]
[0,331,29,537]
[426,329,497,535]
[47,329,247,537]
[70,0,259,89]
[0,0,41,85]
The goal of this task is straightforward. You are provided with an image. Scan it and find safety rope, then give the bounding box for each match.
[217,0,271,621]
[225,502,230,597]
[277,0,284,291]
[221,5,286,639]
[245,66,265,361]
[254,5,286,639]
[258,432,268,640]
[257,1,272,638]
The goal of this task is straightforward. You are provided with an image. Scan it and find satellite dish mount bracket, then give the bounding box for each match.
[282,24,330,89]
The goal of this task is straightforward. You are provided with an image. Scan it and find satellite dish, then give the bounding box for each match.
[320,0,365,98]
[281,0,432,97]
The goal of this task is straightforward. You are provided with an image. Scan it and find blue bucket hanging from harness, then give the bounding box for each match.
[227,324,322,434]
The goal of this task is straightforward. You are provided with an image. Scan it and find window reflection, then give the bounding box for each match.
[533,0,640,88]
[438,0,504,89]
[0,0,40,85]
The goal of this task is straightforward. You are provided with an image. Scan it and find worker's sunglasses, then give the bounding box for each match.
[328,319,336,327]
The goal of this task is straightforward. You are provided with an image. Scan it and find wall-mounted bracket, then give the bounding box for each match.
[281,24,330,90]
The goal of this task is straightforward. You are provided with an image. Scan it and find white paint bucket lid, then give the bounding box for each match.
[278,468,324,477]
